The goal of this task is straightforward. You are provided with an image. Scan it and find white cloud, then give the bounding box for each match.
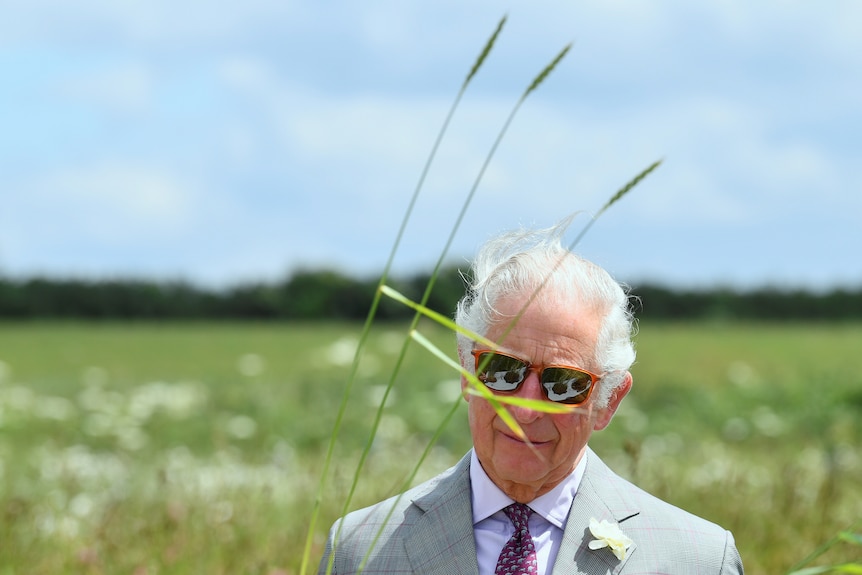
[218,56,278,94]
[695,1,862,55]
[25,163,198,233]
[61,62,154,113]
[0,0,307,46]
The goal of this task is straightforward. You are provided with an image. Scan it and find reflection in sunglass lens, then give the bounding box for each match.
[542,368,592,404]
[476,353,527,391]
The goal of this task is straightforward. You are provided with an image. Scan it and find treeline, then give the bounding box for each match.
[0,269,466,321]
[1,268,861,321]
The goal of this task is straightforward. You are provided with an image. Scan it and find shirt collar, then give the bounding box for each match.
[469,448,587,529]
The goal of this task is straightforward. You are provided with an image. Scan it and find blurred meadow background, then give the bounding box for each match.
[2,1,861,574]
[0,319,860,574]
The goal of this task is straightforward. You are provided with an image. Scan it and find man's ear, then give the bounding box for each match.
[593,371,633,431]
[458,348,474,402]
[460,375,471,402]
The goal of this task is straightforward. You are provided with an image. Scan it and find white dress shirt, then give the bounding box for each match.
[469,449,586,575]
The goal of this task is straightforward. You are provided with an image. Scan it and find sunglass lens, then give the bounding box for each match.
[476,353,528,392]
[542,368,592,404]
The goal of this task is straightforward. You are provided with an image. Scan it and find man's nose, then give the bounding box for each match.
[509,370,545,423]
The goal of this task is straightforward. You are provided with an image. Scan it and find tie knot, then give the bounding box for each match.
[503,503,533,532]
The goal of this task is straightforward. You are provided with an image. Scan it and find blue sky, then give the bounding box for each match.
[1,2,860,290]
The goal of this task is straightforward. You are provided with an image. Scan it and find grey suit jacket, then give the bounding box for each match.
[319,448,743,574]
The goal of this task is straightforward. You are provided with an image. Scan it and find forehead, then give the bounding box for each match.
[485,292,602,367]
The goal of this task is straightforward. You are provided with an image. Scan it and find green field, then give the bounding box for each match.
[0,320,860,574]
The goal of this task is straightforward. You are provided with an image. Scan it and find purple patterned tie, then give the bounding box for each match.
[495,503,538,575]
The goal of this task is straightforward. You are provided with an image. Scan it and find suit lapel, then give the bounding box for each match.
[404,454,479,575]
[551,449,640,575]
[396,449,640,575]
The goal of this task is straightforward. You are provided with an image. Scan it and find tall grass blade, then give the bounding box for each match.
[366,39,575,487]
[410,328,570,407]
[788,566,862,575]
[786,519,862,575]
[340,44,568,573]
[787,568,835,575]
[410,327,573,414]
[461,387,577,414]
[356,325,577,574]
[570,158,663,249]
[466,15,507,87]
[524,44,571,98]
[490,156,662,364]
[357,385,464,574]
[314,18,507,575]
[413,39,573,355]
[408,329,523,438]
[379,284,498,349]
[422,40,572,304]
[496,158,663,348]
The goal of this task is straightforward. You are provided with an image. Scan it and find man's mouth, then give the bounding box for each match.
[499,428,550,447]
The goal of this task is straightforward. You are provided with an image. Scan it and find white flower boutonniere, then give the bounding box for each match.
[588,517,633,561]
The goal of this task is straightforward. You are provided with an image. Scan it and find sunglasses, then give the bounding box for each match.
[471,350,601,405]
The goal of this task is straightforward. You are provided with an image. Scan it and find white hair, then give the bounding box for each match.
[454,219,637,408]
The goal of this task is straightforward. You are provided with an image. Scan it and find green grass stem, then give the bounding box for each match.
[315,17,508,575]
[786,519,862,575]
[492,158,663,352]
[329,33,575,575]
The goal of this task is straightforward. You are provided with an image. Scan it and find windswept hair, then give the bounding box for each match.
[454,217,637,408]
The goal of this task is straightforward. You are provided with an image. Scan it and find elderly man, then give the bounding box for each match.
[319,222,744,574]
